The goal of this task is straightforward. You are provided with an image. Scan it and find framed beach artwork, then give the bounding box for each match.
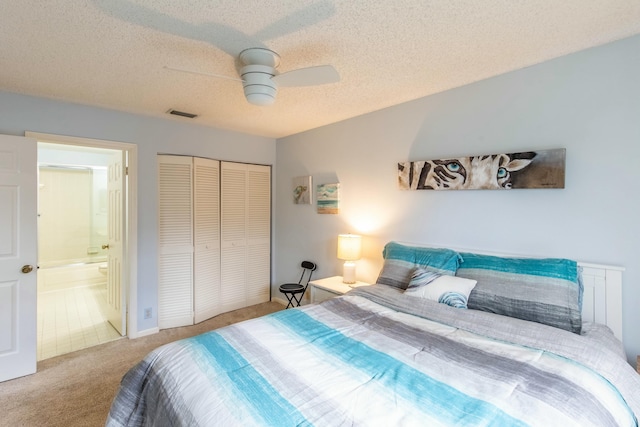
[398,149,566,191]
[292,176,312,204]
[317,183,340,214]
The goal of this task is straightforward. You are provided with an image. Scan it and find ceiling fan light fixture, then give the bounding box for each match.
[241,64,277,106]
[245,91,276,106]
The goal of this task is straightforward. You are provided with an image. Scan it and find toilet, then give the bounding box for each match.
[98,263,108,276]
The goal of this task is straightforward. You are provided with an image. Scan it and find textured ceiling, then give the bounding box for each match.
[2,1,639,138]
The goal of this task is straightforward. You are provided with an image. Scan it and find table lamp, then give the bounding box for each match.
[337,234,362,285]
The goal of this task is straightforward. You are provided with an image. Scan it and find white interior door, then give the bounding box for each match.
[0,135,37,382]
[106,151,126,335]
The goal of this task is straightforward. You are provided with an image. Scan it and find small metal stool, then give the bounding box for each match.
[279,261,317,308]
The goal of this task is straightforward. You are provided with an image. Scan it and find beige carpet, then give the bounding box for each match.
[0,302,283,427]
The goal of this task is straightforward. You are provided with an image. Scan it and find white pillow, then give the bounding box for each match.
[404,268,477,308]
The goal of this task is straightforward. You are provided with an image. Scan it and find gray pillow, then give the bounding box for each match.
[456,252,583,334]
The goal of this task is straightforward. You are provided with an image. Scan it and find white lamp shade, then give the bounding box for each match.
[337,234,362,261]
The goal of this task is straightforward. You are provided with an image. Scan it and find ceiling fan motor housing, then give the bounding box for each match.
[241,64,277,106]
[238,49,281,106]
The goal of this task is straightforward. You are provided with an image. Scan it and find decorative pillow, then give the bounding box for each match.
[456,252,583,334]
[376,242,462,290]
[404,268,477,308]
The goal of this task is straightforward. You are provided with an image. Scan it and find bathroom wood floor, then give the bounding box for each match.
[37,284,121,361]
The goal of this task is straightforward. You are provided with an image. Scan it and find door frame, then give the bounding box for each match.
[26,131,139,338]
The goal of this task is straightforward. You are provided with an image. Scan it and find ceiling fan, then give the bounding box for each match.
[166,47,340,106]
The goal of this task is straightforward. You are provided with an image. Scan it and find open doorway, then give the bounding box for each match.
[34,137,134,360]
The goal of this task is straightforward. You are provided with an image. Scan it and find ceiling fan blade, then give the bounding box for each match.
[273,65,339,87]
[163,66,243,82]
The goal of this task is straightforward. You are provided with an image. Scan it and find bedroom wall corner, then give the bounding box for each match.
[273,34,640,364]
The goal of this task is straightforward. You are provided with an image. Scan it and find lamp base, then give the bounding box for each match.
[342,261,356,284]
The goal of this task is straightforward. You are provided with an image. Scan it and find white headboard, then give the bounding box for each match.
[579,262,624,341]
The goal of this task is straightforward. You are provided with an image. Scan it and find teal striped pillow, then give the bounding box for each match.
[456,253,583,334]
[376,242,462,290]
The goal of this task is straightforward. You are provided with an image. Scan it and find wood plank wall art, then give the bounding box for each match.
[398,149,565,190]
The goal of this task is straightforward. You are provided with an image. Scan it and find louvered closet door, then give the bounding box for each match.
[220,162,247,312]
[193,157,221,323]
[246,164,271,305]
[158,156,193,329]
[220,162,271,312]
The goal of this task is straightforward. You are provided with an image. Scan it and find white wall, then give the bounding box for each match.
[0,91,276,333]
[274,35,640,363]
[38,147,112,265]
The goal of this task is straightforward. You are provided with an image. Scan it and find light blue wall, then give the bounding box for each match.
[3,34,638,363]
[274,35,640,363]
[0,92,276,332]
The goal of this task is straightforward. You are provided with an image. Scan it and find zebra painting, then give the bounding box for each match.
[398,149,565,190]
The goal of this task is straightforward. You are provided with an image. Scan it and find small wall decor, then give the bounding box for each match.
[317,183,340,214]
[292,176,312,204]
[398,148,565,190]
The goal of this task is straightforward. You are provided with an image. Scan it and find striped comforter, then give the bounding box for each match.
[107,285,640,426]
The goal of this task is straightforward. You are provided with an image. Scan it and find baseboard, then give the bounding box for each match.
[272,297,288,306]
[133,327,160,339]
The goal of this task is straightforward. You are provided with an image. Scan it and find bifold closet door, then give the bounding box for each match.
[220,162,271,312]
[158,156,222,328]
[158,155,193,329]
[193,157,221,323]
[246,164,271,305]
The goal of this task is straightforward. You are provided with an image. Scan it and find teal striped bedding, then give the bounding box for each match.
[107,285,640,427]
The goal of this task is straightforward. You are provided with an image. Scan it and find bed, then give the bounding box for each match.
[107,242,640,426]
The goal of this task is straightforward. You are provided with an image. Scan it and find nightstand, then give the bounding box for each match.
[309,276,370,304]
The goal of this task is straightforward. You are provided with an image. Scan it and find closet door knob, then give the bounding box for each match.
[21,265,34,274]
[102,244,110,250]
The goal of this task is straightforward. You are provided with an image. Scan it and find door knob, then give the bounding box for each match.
[21,265,34,274]
[102,244,110,250]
